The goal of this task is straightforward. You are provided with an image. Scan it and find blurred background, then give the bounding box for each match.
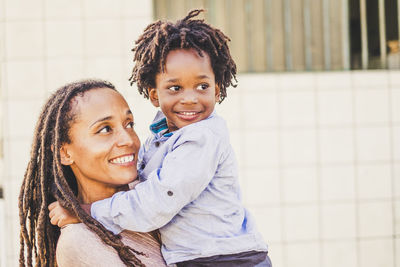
[1,0,399,266]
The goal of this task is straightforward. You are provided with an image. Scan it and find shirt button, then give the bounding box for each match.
[155,142,160,147]
[167,191,173,196]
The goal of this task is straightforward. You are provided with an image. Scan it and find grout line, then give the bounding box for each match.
[351,72,361,267]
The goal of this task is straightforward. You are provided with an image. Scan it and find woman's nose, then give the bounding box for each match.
[116,129,134,147]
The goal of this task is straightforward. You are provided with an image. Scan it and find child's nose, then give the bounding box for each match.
[180,90,198,104]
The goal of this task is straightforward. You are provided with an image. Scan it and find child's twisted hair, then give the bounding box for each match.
[130,9,237,103]
[18,79,146,267]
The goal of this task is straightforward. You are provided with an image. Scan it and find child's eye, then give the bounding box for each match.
[98,126,112,134]
[167,85,180,92]
[126,121,135,129]
[196,83,209,90]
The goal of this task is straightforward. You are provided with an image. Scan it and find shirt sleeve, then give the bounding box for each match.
[91,127,223,234]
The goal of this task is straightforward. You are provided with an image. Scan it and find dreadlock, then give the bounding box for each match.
[129,9,237,103]
[18,79,146,267]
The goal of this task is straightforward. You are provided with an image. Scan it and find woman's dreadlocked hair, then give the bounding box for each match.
[18,79,146,267]
[129,9,237,103]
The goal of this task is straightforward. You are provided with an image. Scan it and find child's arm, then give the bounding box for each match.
[91,127,222,234]
[48,201,82,226]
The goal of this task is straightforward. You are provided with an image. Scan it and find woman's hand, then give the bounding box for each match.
[48,201,81,227]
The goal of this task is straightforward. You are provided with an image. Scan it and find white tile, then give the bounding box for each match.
[356,127,391,162]
[215,88,242,131]
[237,73,279,91]
[315,71,352,91]
[395,201,400,235]
[0,23,5,61]
[394,126,400,161]
[396,238,400,267]
[83,0,122,18]
[242,90,278,129]
[322,241,357,267]
[278,72,315,91]
[357,164,392,200]
[243,130,279,167]
[5,99,43,139]
[5,21,44,60]
[317,89,353,125]
[283,205,319,241]
[6,61,45,100]
[319,127,354,163]
[266,243,282,267]
[44,0,82,19]
[358,201,393,238]
[121,0,152,18]
[355,89,390,124]
[46,59,85,93]
[359,238,394,267]
[321,203,356,239]
[280,90,316,127]
[7,139,31,178]
[247,206,282,243]
[286,242,320,267]
[388,70,400,87]
[45,21,83,58]
[352,70,389,89]
[395,164,400,199]
[282,129,317,165]
[84,20,123,57]
[392,88,400,123]
[244,168,280,205]
[83,58,125,86]
[282,166,318,203]
[320,165,356,201]
[5,0,43,19]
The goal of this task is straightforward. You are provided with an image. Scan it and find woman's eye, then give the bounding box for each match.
[98,126,111,134]
[126,122,135,129]
[168,85,180,92]
[197,83,209,90]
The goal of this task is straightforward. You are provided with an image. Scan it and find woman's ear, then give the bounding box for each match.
[149,88,160,107]
[60,146,74,165]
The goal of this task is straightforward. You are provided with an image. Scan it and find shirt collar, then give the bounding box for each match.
[149,111,172,137]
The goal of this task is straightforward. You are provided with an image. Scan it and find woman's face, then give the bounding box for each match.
[61,88,140,200]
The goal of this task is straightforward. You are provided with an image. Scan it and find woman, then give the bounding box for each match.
[19,79,167,267]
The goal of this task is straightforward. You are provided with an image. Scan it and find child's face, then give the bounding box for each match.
[61,88,140,196]
[149,48,220,132]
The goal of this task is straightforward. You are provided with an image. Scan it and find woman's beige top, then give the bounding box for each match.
[56,223,167,267]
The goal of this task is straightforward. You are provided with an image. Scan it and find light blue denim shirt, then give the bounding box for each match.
[91,111,268,265]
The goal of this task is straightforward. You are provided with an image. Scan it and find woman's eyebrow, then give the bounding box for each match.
[90,116,112,127]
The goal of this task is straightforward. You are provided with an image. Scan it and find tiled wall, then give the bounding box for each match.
[216,71,400,267]
[1,1,399,267]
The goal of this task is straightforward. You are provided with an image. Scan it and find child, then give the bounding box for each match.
[51,9,270,267]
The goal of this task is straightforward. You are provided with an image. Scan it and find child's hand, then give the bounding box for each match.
[48,201,80,227]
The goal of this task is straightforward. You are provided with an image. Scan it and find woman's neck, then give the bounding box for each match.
[76,180,128,204]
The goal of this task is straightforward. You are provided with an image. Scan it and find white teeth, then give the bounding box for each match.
[110,155,134,164]
[180,112,197,115]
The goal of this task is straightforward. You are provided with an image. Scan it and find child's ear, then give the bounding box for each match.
[215,85,221,103]
[149,88,160,107]
[60,146,74,165]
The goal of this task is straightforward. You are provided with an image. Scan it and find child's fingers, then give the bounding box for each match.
[48,201,59,211]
